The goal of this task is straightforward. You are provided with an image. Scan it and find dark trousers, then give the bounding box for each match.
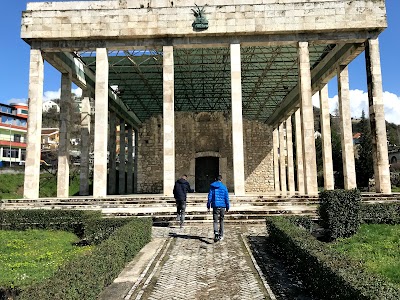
[213,207,225,237]
[176,200,186,224]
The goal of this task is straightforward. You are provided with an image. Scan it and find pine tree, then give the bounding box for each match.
[355,110,374,188]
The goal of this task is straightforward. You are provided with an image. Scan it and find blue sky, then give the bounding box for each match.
[0,0,399,123]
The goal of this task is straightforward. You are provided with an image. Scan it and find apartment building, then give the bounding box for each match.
[0,103,28,166]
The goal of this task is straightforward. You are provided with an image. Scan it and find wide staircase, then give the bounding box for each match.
[0,194,319,225]
[2,193,398,225]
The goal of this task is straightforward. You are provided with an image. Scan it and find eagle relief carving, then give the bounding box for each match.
[192,4,209,31]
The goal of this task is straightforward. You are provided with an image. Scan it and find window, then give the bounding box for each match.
[21,109,28,115]
[2,148,19,158]
[14,134,21,142]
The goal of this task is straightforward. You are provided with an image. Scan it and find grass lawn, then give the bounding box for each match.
[0,173,81,199]
[330,224,400,288]
[392,186,400,192]
[0,230,91,288]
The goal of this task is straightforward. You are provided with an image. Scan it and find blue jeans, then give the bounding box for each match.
[213,207,225,237]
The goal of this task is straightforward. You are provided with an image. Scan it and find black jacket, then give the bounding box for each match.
[173,178,193,201]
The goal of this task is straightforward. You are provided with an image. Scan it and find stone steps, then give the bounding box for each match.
[1,193,398,224]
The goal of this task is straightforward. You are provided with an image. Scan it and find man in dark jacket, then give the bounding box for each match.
[173,175,194,228]
[207,175,230,242]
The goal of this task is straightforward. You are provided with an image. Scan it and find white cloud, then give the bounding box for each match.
[42,87,82,102]
[312,89,400,125]
[5,87,83,105]
[5,98,27,105]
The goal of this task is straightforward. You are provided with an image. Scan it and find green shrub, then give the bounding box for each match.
[360,202,400,224]
[0,210,102,238]
[16,218,152,300]
[266,216,400,300]
[319,189,361,240]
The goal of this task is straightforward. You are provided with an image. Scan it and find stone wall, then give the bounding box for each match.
[137,111,273,193]
[22,0,386,41]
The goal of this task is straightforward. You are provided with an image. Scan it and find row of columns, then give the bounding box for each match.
[23,47,137,198]
[23,38,390,199]
[273,39,390,195]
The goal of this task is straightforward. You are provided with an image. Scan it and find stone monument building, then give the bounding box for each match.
[21,0,391,198]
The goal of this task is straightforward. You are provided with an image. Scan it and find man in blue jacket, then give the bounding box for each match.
[207,175,230,242]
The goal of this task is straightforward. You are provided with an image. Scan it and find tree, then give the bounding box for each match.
[355,110,374,188]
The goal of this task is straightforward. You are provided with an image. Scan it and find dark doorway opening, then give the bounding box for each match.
[195,157,219,193]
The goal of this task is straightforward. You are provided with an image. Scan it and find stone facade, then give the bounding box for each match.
[21,0,386,41]
[137,112,273,193]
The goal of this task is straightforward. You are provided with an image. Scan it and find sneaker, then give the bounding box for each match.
[214,234,219,242]
[219,236,224,241]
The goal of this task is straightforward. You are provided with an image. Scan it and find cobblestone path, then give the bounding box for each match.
[131,225,273,300]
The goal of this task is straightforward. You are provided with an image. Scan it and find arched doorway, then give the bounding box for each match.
[195,157,219,192]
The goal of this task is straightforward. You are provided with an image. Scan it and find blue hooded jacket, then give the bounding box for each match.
[207,181,230,211]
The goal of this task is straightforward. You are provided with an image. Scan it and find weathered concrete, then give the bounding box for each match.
[286,116,295,195]
[319,85,334,190]
[294,109,305,194]
[23,49,44,199]
[273,128,280,193]
[119,119,126,195]
[22,1,387,42]
[108,110,117,195]
[127,125,134,194]
[57,73,72,198]
[298,42,318,195]
[279,122,287,196]
[231,43,245,196]
[93,48,109,198]
[80,92,91,196]
[366,38,391,194]
[163,45,175,196]
[338,65,356,190]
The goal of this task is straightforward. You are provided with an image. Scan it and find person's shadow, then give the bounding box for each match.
[169,232,213,244]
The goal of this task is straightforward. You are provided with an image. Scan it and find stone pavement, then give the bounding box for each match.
[100,224,276,300]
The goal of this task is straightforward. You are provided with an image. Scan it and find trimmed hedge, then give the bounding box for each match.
[0,210,152,300]
[361,202,400,224]
[319,189,361,240]
[266,216,400,300]
[16,217,152,300]
[0,210,102,238]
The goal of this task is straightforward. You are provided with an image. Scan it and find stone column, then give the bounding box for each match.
[230,43,245,196]
[279,122,287,195]
[286,116,295,195]
[119,119,126,194]
[79,91,91,196]
[338,65,356,190]
[93,48,109,198]
[163,45,175,196]
[108,110,117,194]
[134,130,138,193]
[24,49,44,199]
[57,73,72,198]
[295,109,305,194]
[365,38,391,193]
[319,85,334,190]
[273,128,280,193]
[127,125,134,194]
[298,42,318,195]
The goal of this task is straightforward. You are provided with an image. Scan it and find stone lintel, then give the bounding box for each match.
[29,31,380,52]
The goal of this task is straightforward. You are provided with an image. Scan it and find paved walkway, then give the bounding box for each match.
[99,224,275,300]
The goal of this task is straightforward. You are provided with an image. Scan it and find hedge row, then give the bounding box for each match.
[266,216,400,300]
[0,210,102,238]
[16,217,152,300]
[319,189,362,240]
[361,202,400,224]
